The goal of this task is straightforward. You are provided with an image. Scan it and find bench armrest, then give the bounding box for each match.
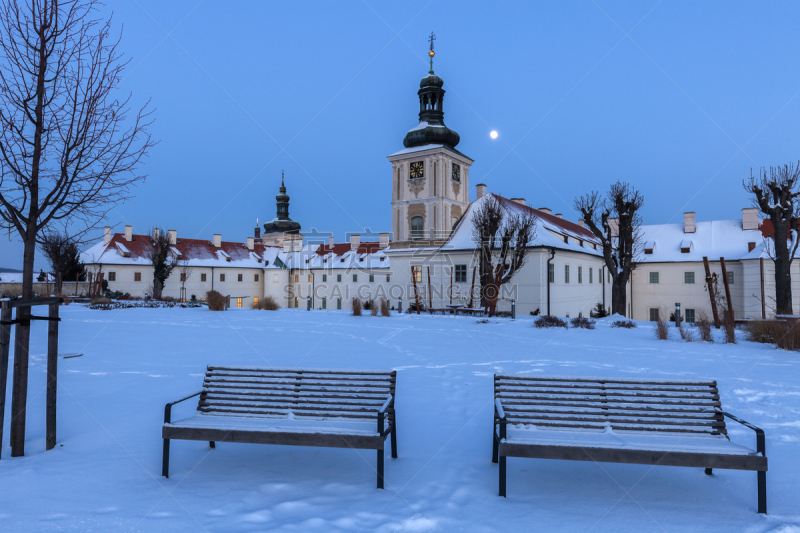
[379,393,393,414]
[494,398,506,421]
[164,391,202,424]
[720,411,766,457]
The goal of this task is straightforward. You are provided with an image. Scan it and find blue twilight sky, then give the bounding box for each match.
[2,0,800,270]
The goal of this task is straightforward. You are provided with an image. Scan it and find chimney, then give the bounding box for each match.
[608,218,619,237]
[742,207,759,231]
[153,228,160,240]
[328,236,335,247]
[254,224,261,241]
[213,234,221,248]
[350,234,360,251]
[684,212,696,233]
[476,183,486,199]
[167,229,177,245]
[555,213,563,219]
[124,225,132,242]
[511,198,526,206]
[103,226,111,245]
[247,237,254,251]
[379,232,390,249]
[578,220,585,228]
[538,207,552,215]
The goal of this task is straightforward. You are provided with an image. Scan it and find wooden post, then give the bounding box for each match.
[720,257,734,323]
[0,301,11,459]
[427,266,433,309]
[760,257,766,319]
[468,266,476,308]
[411,266,420,315]
[10,306,30,456]
[46,303,59,450]
[703,257,720,328]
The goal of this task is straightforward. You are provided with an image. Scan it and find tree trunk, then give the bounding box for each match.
[773,218,794,315]
[611,277,627,317]
[11,231,36,456]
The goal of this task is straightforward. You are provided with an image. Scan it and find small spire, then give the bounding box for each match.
[428,31,436,74]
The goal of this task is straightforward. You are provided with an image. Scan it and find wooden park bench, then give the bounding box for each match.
[162,366,397,488]
[492,375,768,513]
[428,307,455,315]
[455,308,486,317]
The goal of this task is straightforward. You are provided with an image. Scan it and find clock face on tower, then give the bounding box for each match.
[452,163,461,182]
[410,161,424,179]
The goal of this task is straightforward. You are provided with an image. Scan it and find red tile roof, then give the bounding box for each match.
[315,242,385,256]
[99,234,278,262]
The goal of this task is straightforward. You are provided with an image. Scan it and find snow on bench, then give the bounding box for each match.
[492,374,768,513]
[162,366,397,488]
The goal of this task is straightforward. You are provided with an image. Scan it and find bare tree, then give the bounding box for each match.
[147,228,176,300]
[575,181,644,316]
[744,162,800,315]
[0,0,153,455]
[40,231,85,294]
[471,195,536,316]
[178,259,192,302]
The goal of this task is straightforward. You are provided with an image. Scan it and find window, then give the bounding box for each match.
[649,272,659,284]
[386,274,391,282]
[369,274,374,282]
[108,272,116,282]
[337,274,342,282]
[564,265,570,283]
[254,274,259,282]
[353,274,358,282]
[295,274,299,282]
[236,297,242,308]
[548,263,554,283]
[254,297,258,306]
[410,216,424,240]
[727,271,735,284]
[337,298,342,310]
[412,265,422,283]
[649,308,660,322]
[685,272,695,284]
[685,308,696,323]
[589,268,593,284]
[578,266,583,284]
[308,274,312,282]
[322,298,327,309]
[201,273,207,282]
[220,273,226,282]
[238,274,243,282]
[134,272,141,282]
[180,272,186,282]
[322,274,327,282]
[455,264,467,283]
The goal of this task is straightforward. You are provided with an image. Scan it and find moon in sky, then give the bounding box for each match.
[490,130,498,139]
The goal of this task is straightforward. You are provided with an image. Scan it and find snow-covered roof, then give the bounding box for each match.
[433,194,603,256]
[278,241,390,270]
[637,219,770,263]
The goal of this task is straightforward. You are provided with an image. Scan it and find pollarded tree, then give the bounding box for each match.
[147,229,176,300]
[744,162,800,315]
[575,181,644,316]
[471,195,537,316]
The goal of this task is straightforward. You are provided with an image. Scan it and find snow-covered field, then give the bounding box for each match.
[1,306,799,532]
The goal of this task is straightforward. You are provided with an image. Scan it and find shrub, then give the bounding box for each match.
[407,301,425,313]
[654,314,670,340]
[679,324,696,342]
[611,320,637,329]
[352,297,362,316]
[206,290,227,311]
[570,317,596,329]
[362,299,373,311]
[696,311,713,342]
[380,298,390,317]
[745,320,800,350]
[534,315,568,329]
[253,296,279,310]
[160,296,178,303]
[90,296,111,305]
[589,302,609,319]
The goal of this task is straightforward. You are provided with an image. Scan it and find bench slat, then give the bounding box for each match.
[496,387,719,401]
[495,375,717,387]
[198,407,380,420]
[207,366,393,376]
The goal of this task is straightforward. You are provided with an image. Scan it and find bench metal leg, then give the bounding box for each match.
[390,425,397,459]
[209,441,215,448]
[705,468,712,475]
[499,455,506,497]
[162,439,170,478]
[492,428,499,463]
[377,448,385,489]
[758,471,767,514]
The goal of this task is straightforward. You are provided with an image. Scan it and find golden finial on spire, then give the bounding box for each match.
[428,32,436,73]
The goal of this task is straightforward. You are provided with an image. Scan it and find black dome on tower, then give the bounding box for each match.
[402,42,460,150]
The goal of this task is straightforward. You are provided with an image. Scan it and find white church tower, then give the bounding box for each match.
[387,35,473,247]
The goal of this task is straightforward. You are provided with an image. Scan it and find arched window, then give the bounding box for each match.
[410,216,424,240]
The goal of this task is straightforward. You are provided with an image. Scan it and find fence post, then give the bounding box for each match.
[46,302,59,450]
[0,301,12,459]
[511,299,516,320]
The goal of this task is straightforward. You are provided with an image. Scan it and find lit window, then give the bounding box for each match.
[254,297,259,306]
[294,274,299,282]
[412,265,422,283]
[386,274,390,282]
[455,264,467,283]
[134,272,141,282]
[236,298,242,308]
[649,272,659,284]
[308,274,312,282]
[685,272,695,284]
[410,216,424,239]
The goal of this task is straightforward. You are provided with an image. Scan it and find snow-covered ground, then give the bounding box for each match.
[1,307,799,532]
